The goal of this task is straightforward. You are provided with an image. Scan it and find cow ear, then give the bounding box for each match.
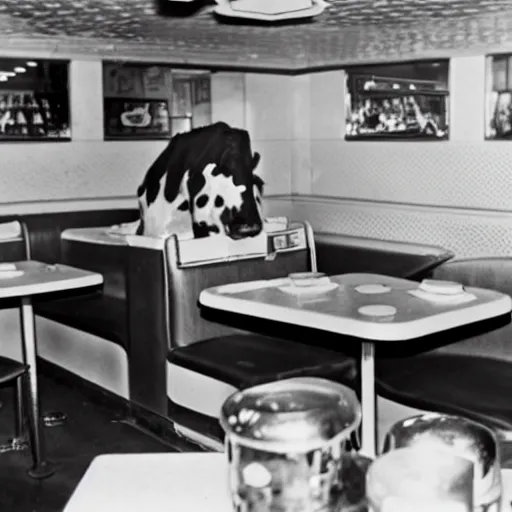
[252,152,261,170]
[253,173,265,194]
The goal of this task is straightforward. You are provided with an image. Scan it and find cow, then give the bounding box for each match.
[136,122,264,240]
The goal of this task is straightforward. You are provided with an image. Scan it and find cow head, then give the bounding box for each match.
[189,160,264,239]
[188,129,263,240]
[136,122,264,240]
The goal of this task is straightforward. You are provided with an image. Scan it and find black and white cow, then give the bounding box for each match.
[136,122,264,239]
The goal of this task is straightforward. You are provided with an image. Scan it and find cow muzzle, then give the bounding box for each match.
[228,222,262,240]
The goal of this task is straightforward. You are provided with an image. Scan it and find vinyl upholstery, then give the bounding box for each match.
[376,257,512,431]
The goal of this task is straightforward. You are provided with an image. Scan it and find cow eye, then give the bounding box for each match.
[255,195,261,204]
[196,194,209,208]
[214,195,224,208]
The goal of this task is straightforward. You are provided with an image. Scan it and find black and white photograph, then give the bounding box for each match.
[0,58,70,141]
[486,53,512,139]
[104,98,171,138]
[345,60,450,140]
[1,1,512,512]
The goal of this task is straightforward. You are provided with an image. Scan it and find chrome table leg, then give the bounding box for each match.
[20,297,56,479]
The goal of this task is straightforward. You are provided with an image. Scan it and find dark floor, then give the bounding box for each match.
[0,372,191,512]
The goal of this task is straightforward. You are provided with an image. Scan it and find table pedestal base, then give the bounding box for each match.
[0,436,56,479]
[28,460,57,480]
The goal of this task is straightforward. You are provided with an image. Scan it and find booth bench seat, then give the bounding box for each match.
[0,211,137,401]
[315,232,453,280]
[375,257,512,437]
[1,210,137,353]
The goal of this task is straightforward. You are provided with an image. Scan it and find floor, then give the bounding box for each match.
[0,371,196,512]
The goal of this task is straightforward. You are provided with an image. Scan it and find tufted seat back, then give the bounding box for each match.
[164,223,311,349]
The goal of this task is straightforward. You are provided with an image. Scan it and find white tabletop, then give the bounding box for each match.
[64,452,512,512]
[64,453,232,512]
[0,261,103,299]
[199,273,512,341]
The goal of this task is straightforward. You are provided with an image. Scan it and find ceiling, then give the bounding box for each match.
[1,0,511,35]
[2,0,512,71]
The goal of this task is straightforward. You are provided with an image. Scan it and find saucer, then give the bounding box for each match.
[408,289,476,305]
[0,263,17,271]
[419,279,464,296]
[214,2,325,21]
[0,270,24,279]
[279,282,338,296]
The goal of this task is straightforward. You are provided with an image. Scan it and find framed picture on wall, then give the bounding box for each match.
[102,62,212,140]
[485,54,512,140]
[0,58,71,141]
[104,98,171,139]
[345,60,450,141]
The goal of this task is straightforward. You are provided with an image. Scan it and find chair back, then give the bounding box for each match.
[0,219,29,262]
[164,222,316,349]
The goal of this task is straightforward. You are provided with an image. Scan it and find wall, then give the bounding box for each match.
[0,61,295,218]
[4,53,509,259]
[290,56,512,259]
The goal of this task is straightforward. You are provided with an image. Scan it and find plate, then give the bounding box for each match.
[0,270,24,279]
[288,272,326,280]
[358,304,397,317]
[408,289,476,305]
[214,2,325,21]
[419,279,464,296]
[288,272,329,287]
[230,0,315,16]
[278,282,339,296]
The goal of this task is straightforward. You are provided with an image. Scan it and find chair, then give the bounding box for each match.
[163,221,358,448]
[0,219,38,470]
[0,358,30,452]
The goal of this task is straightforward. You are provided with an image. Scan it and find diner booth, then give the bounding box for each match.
[2,0,512,510]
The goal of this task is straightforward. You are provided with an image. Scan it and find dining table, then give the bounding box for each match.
[199,273,512,458]
[0,260,103,478]
[64,451,512,511]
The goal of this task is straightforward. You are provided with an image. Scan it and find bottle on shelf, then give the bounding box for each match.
[32,97,45,136]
